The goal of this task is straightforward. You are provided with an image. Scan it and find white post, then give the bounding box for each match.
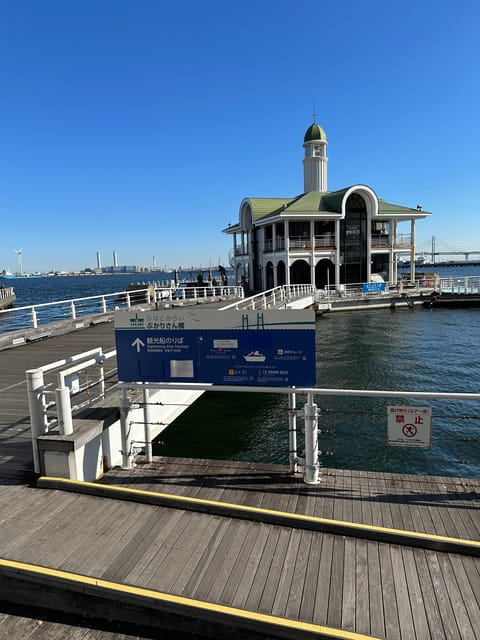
[102,296,107,313]
[126,293,131,308]
[31,306,38,328]
[70,300,76,320]
[143,385,153,463]
[288,390,297,473]
[303,392,320,484]
[120,389,132,469]
[26,369,48,473]
[55,387,74,435]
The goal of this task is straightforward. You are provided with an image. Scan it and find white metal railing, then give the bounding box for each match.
[0,285,243,334]
[120,380,480,485]
[0,287,153,332]
[26,347,118,472]
[371,235,390,247]
[289,236,312,249]
[220,284,314,311]
[314,234,335,249]
[439,276,480,294]
[156,285,242,303]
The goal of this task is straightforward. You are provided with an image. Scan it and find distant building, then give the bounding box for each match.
[224,121,430,291]
[102,265,139,274]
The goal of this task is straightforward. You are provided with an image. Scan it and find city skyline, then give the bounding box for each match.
[1,0,479,273]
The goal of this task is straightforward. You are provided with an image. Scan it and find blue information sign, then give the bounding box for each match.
[362,282,386,293]
[114,309,316,387]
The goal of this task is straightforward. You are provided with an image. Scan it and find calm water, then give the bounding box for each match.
[157,266,480,478]
[3,267,480,477]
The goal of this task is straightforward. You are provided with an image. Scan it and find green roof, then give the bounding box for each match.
[304,122,327,143]
[248,198,297,221]
[377,199,431,216]
[229,190,431,229]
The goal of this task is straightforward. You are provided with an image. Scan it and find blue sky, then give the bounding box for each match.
[1,0,479,273]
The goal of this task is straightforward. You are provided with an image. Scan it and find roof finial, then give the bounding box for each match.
[312,103,317,123]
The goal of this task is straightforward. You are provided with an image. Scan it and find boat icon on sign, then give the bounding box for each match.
[244,350,266,363]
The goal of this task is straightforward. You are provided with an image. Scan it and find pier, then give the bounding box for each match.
[0,306,479,639]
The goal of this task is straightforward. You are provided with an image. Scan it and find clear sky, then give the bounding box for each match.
[1,0,478,273]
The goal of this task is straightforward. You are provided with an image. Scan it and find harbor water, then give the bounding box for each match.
[158,266,480,479]
[2,267,480,478]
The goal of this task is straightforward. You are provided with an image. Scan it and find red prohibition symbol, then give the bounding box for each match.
[402,423,417,437]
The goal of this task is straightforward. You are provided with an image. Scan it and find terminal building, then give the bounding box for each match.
[224,121,430,292]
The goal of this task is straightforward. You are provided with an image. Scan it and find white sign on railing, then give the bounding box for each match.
[387,406,432,448]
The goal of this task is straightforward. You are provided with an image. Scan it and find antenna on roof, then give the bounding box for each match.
[312,104,317,123]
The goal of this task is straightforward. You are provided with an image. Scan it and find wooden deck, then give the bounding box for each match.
[0,317,479,639]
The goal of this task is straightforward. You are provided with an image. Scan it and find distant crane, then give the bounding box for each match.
[13,248,23,275]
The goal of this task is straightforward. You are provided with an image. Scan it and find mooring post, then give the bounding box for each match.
[288,390,297,473]
[120,389,132,469]
[303,392,320,484]
[143,384,153,463]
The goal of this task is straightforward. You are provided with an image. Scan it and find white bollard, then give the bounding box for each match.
[55,387,74,435]
[303,393,320,484]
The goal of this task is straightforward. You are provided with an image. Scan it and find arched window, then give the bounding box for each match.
[340,193,368,284]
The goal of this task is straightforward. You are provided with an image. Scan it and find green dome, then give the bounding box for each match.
[304,122,327,143]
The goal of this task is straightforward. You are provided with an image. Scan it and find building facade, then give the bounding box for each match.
[224,122,430,292]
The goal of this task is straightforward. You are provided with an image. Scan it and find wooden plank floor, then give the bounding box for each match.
[0,322,117,485]
[0,320,479,638]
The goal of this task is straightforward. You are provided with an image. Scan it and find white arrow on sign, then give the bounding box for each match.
[131,337,145,352]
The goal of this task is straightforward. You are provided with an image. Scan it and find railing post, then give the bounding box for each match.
[70,300,76,320]
[126,293,131,308]
[143,384,153,463]
[26,368,48,473]
[288,390,297,474]
[120,389,132,469]
[31,306,38,328]
[303,392,320,484]
[102,296,107,313]
[55,386,74,435]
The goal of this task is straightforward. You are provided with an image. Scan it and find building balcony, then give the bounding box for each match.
[371,234,412,249]
[233,245,249,256]
[289,235,335,251]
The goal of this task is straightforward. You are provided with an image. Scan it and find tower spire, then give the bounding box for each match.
[303,121,328,192]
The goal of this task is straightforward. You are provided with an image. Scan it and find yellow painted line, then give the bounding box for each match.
[0,557,380,640]
[38,477,480,554]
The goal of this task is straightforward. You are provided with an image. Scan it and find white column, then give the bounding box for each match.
[26,369,48,474]
[310,220,316,286]
[288,391,297,473]
[410,219,416,283]
[335,219,341,288]
[120,390,132,469]
[285,221,291,286]
[304,393,320,484]
[55,387,74,436]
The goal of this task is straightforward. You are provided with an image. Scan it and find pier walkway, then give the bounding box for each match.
[0,314,479,639]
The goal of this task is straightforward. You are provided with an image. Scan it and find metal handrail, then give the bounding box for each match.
[220,284,314,311]
[0,287,153,331]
